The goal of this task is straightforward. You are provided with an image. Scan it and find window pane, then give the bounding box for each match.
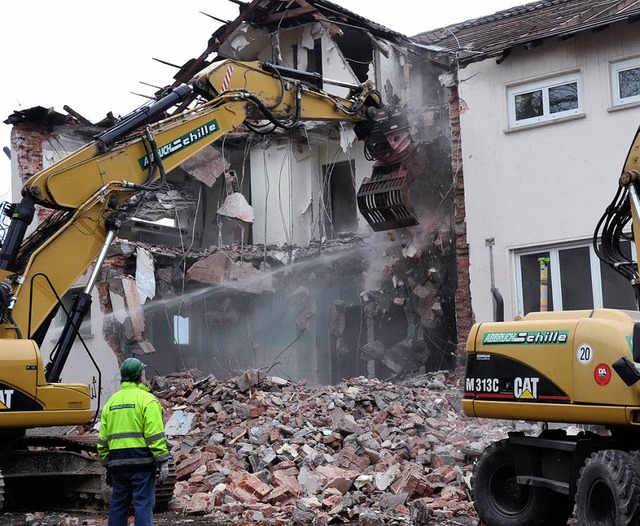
[521,252,553,314]
[600,241,637,309]
[559,247,593,310]
[549,82,578,113]
[173,315,190,345]
[515,90,543,121]
[619,68,640,99]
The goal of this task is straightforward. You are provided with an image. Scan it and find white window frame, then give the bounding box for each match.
[507,72,583,128]
[611,57,640,107]
[512,239,636,317]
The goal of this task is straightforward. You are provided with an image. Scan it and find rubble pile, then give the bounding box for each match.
[151,369,526,525]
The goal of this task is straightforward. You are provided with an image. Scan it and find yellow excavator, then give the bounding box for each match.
[0,59,417,510]
[464,129,640,525]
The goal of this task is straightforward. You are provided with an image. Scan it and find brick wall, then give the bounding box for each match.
[447,80,474,360]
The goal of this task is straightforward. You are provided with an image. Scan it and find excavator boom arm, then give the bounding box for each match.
[0,60,410,345]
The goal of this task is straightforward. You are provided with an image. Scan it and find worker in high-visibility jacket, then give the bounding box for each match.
[98,357,171,526]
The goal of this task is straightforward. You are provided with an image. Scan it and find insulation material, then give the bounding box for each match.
[217,23,271,61]
[135,246,156,304]
[130,188,198,221]
[217,192,255,223]
[230,33,251,52]
[293,141,312,161]
[301,24,317,50]
[121,275,145,341]
[339,123,357,153]
[165,409,197,436]
[109,291,127,324]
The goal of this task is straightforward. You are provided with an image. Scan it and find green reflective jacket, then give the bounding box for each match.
[97,381,170,468]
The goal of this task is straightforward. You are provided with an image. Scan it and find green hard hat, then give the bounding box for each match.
[120,357,146,381]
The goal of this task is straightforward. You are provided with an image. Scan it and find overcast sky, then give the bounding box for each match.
[0,0,530,202]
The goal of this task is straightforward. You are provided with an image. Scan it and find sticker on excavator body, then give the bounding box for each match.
[0,389,13,409]
[137,119,220,170]
[482,330,569,345]
[577,343,593,365]
[0,382,43,411]
[464,353,570,403]
[594,363,611,386]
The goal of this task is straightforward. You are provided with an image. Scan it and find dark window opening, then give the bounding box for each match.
[600,241,637,309]
[334,29,374,83]
[330,305,367,383]
[323,160,357,237]
[559,246,592,309]
[293,39,323,82]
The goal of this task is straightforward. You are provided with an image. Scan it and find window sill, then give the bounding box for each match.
[608,101,640,113]
[504,113,586,133]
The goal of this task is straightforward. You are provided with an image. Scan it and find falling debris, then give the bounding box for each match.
[217,192,255,223]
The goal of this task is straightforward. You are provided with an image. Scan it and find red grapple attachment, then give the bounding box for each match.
[355,110,418,232]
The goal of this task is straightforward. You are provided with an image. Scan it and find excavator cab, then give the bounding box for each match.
[355,110,419,232]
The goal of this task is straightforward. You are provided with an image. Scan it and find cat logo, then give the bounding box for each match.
[0,389,14,410]
[514,377,539,399]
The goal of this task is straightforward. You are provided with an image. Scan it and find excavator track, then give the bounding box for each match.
[0,434,176,512]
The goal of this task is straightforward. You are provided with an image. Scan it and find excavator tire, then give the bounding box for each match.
[575,449,640,526]
[471,439,574,526]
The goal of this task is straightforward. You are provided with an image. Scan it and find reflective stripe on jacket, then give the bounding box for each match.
[97,382,170,469]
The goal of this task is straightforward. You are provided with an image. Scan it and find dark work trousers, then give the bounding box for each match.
[108,469,155,526]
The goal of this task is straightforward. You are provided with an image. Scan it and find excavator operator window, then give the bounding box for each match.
[633,322,640,362]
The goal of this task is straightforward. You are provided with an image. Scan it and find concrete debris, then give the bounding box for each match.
[361,338,432,375]
[185,252,274,295]
[187,252,229,285]
[126,187,198,222]
[139,369,538,525]
[180,147,228,187]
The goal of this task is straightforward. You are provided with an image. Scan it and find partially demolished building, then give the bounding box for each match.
[6,0,463,403]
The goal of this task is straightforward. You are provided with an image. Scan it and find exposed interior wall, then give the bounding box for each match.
[8,20,460,387]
